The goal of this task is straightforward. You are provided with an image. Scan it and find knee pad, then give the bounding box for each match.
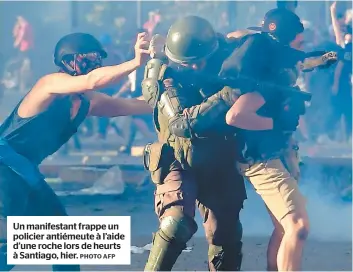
[208,245,225,270]
[144,210,198,271]
[159,209,198,244]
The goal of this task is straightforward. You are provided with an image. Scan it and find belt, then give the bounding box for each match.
[0,139,43,188]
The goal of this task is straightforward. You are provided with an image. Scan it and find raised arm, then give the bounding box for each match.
[330,1,345,47]
[43,33,151,95]
[226,92,273,130]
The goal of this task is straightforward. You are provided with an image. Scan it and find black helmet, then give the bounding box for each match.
[165,16,219,64]
[54,33,107,66]
[261,8,304,44]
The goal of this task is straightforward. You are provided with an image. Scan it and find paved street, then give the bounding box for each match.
[11,187,352,271]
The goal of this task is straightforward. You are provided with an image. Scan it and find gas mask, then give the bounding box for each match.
[61,52,103,75]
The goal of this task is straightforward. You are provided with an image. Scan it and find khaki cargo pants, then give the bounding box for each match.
[237,138,305,221]
[154,161,246,244]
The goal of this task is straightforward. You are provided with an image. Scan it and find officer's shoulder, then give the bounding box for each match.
[142,58,170,82]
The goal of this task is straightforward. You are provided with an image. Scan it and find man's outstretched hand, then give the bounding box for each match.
[300,51,338,72]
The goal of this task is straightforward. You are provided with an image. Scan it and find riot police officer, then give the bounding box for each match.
[149,9,337,271]
[142,16,245,271]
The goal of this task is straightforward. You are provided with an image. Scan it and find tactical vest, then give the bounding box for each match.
[143,39,242,177]
[145,68,236,178]
[157,76,236,170]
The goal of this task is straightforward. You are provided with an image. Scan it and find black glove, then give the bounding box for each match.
[168,114,192,138]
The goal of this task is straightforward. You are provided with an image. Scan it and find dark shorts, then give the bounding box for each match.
[0,164,76,271]
[0,163,67,238]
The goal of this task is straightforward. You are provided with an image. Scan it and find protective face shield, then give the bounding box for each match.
[54,33,107,75]
[61,52,103,75]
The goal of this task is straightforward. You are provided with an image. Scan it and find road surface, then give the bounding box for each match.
[11,186,352,271]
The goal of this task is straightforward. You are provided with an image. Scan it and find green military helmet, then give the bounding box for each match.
[165,16,219,64]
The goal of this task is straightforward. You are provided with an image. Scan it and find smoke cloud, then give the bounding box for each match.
[195,176,352,242]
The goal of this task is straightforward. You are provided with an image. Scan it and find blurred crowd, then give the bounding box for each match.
[299,1,352,145]
[0,1,352,155]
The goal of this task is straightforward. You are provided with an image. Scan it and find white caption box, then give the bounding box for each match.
[7,216,131,265]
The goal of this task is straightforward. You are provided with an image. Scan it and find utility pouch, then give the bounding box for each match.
[143,142,174,184]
